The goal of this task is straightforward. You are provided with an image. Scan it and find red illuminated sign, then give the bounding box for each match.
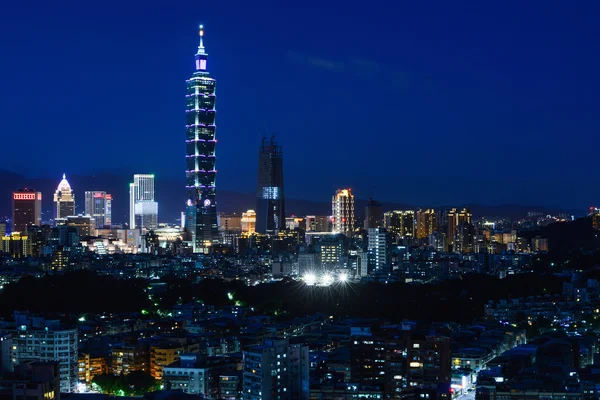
[14,193,36,200]
[106,194,112,200]
[94,193,105,198]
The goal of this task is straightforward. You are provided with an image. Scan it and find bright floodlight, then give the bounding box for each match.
[304,273,317,285]
[339,273,348,282]
[322,273,334,286]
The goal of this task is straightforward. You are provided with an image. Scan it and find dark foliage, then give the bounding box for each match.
[92,371,159,395]
[172,273,564,323]
[0,271,149,318]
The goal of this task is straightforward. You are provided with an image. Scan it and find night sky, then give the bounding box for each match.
[1,1,599,209]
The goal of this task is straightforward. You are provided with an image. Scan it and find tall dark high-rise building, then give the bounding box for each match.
[12,189,42,233]
[364,197,383,229]
[185,25,219,253]
[255,136,285,233]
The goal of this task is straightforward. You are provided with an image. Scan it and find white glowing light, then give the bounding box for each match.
[304,273,317,285]
[338,273,348,282]
[321,273,334,286]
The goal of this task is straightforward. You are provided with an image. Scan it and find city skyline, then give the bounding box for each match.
[1,3,599,397]
[1,1,599,209]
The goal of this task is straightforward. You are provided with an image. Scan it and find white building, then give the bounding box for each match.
[11,312,78,393]
[162,354,237,396]
[331,189,354,236]
[368,228,390,272]
[242,338,309,400]
[129,174,158,230]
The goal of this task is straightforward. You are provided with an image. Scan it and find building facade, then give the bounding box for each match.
[11,313,78,393]
[384,210,415,239]
[332,189,355,237]
[66,214,95,237]
[416,209,437,240]
[84,191,112,228]
[306,216,331,232]
[242,338,309,400]
[129,174,158,230]
[241,210,257,234]
[54,174,75,220]
[218,213,242,233]
[2,232,31,258]
[367,228,391,272]
[255,136,285,234]
[185,25,219,253]
[446,208,472,250]
[12,189,42,233]
[364,197,383,229]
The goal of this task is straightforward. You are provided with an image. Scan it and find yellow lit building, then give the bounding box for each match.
[51,247,70,271]
[241,210,257,234]
[78,353,109,384]
[2,232,31,258]
[446,208,472,248]
[416,209,437,239]
[150,345,184,380]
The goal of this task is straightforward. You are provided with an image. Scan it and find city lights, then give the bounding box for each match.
[302,272,348,286]
[303,273,317,285]
[322,273,334,286]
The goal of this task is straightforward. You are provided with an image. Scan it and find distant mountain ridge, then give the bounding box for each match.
[0,170,583,225]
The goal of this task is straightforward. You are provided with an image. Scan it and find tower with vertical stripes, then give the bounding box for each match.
[185,25,219,252]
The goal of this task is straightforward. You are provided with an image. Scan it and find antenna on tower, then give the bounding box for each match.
[197,24,206,54]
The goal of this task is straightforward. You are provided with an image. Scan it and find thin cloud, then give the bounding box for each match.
[287,51,421,92]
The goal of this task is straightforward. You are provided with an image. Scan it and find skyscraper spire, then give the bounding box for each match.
[197,24,206,55]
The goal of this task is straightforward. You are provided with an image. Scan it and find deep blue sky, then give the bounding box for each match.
[1,1,599,209]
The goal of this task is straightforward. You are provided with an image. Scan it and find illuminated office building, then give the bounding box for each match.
[367,228,391,272]
[332,189,355,236]
[66,214,95,237]
[320,236,343,271]
[84,191,112,228]
[384,210,415,238]
[256,136,285,233]
[129,174,158,230]
[2,232,31,258]
[12,189,42,232]
[306,215,331,232]
[416,209,437,239]
[53,174,75,220]
[364,197,383,229]
[242,338,309,400]
[241,210,257,234]
[285,217,305,230]
[185,25,219,252]
[446,208,472,249]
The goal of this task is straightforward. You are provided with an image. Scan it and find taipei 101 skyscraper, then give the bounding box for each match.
[185,25,219,253]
